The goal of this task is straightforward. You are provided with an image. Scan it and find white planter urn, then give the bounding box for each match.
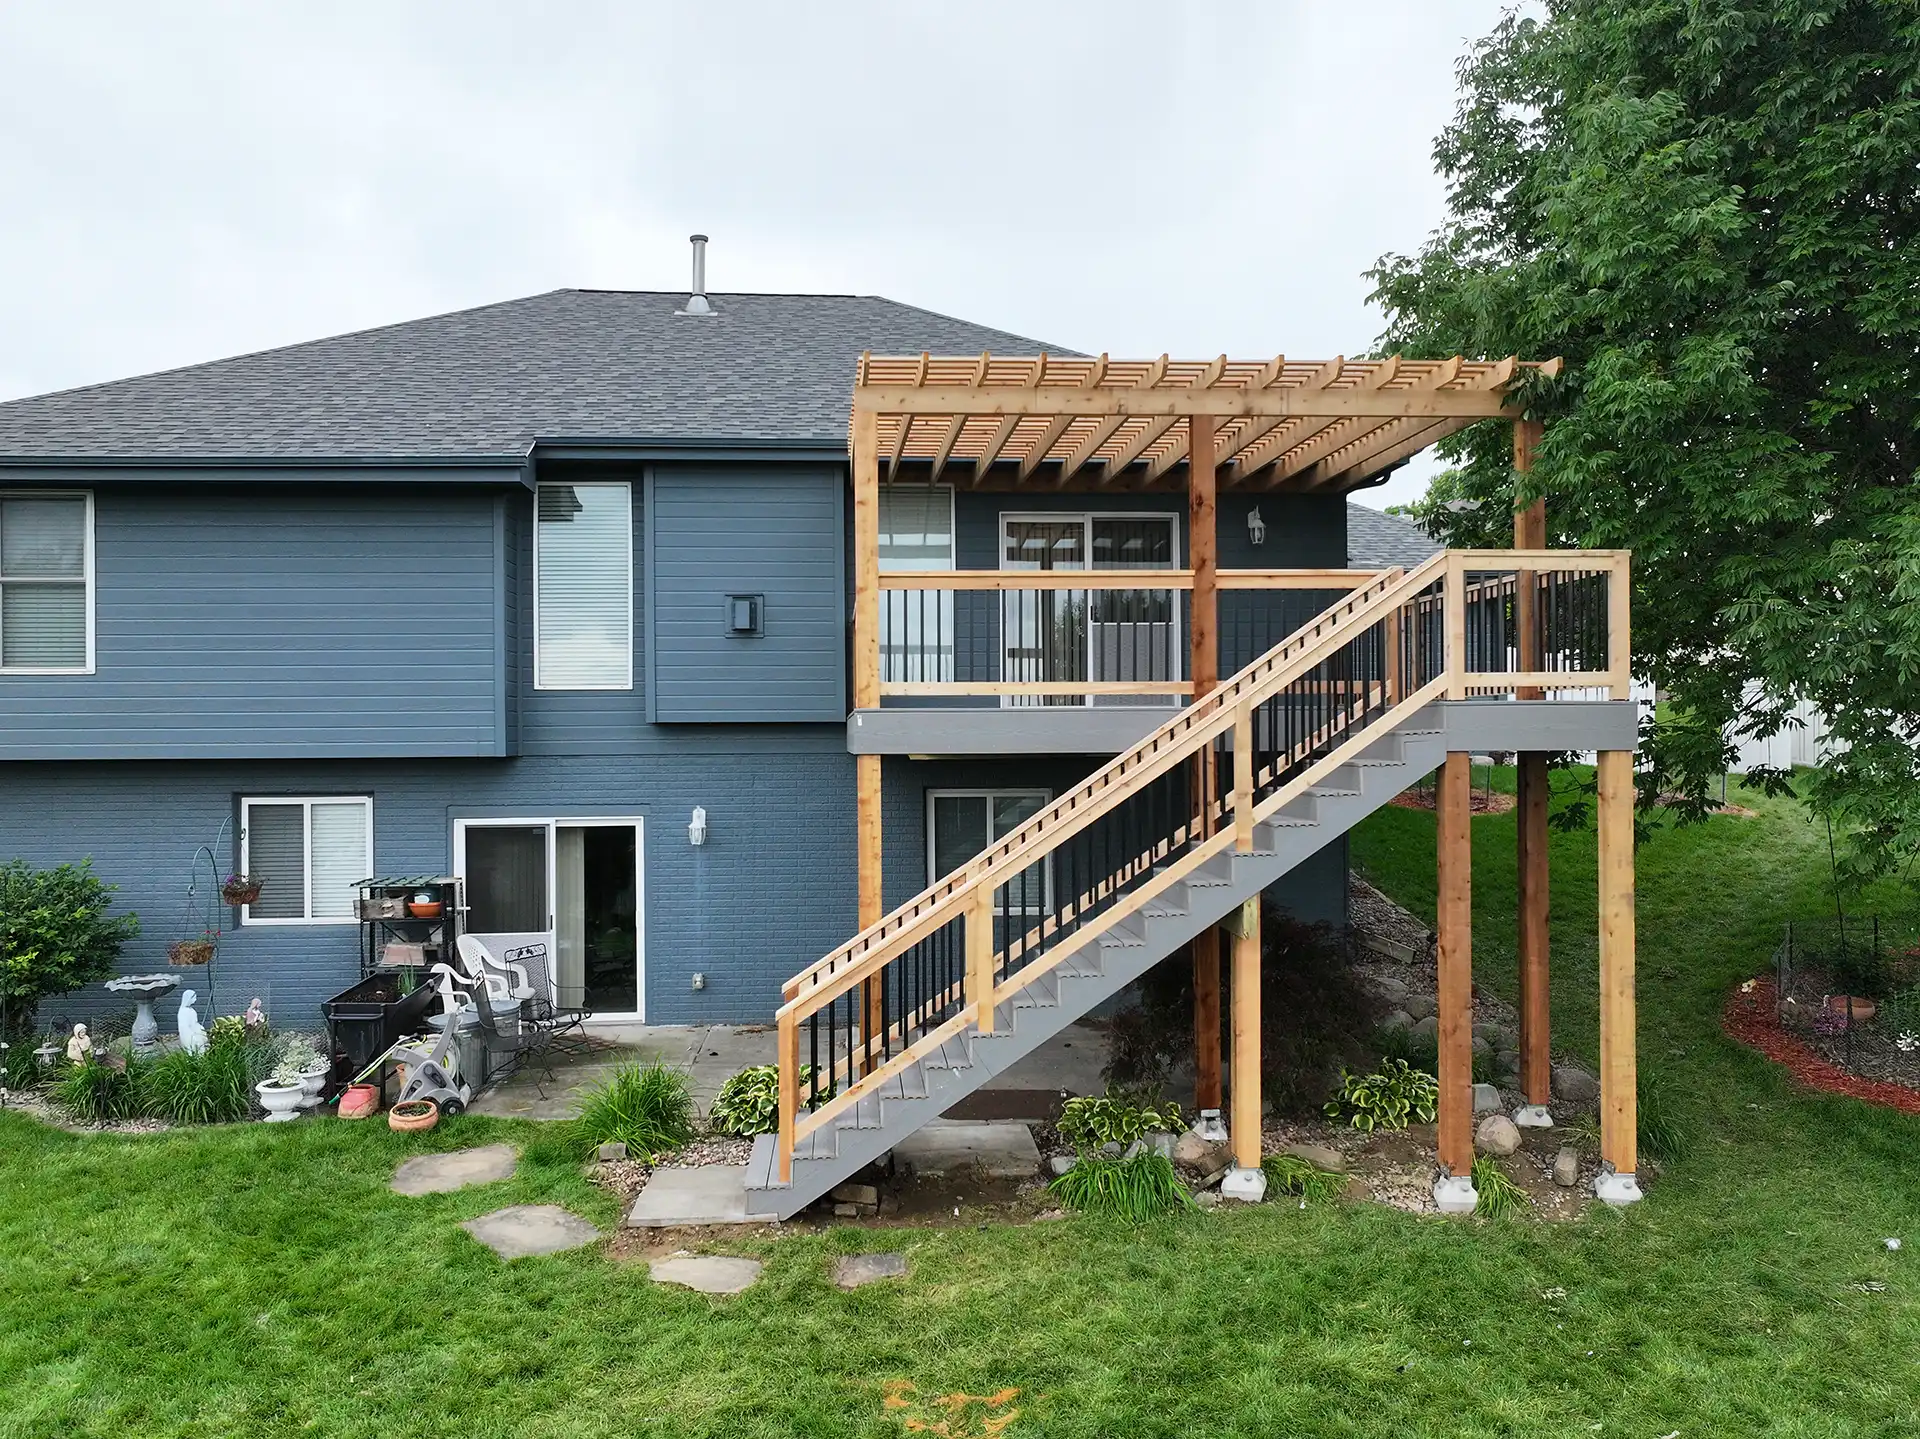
[257,1079,305,1122]
[297,1063,330,1109]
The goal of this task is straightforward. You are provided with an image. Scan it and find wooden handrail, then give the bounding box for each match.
[876,568,1384,591]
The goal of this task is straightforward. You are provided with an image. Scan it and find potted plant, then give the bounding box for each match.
[257,1059,306,1122]
[220,872,263,906]
[388,1098,439,1132]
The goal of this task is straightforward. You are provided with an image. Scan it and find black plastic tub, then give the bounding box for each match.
[323,973,441,1074]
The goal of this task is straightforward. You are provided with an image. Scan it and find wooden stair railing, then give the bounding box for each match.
[770,549,1629,1184]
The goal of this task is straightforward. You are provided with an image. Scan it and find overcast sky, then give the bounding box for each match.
[0,1,1510,509]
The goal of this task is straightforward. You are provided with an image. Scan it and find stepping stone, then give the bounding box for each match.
[894,1121,1040,1178]
[626,1164,782,1227]
[391,1143,518,1196]
[649,1255,763,1294]
[832,1252,907,1290]
[461,1204,601,1259]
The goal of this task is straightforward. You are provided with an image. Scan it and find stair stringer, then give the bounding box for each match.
[744,713,1449,1218]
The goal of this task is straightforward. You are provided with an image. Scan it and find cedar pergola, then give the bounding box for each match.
[852,351,1560,491]
[828,348,1641,1210]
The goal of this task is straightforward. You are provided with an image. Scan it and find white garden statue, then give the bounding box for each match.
[177,990,208,1055]
[66,1023,93,1065]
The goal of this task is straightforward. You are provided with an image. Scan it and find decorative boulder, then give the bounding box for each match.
[1474,1113,1522,1156]
[1471,1083,1503,1114]
[1410,1015,1439,1040]
[1552,1147,1581,1188]
[1552,1065,1601,1104]
[1172,1130,1233,1176]
[1380,1009,1415,1032]
[1404,996,1438,1022]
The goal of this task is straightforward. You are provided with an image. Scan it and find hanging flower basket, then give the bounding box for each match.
[168,937,217,967]
[221,873,263,906]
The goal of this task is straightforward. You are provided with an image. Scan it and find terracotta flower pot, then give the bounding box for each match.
[1825,994,1877,1023]
[388,1099,439,1133]
[337,1084,380,1119]
[408,901,443,919]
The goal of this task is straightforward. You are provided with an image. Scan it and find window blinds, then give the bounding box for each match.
[536,482,632,689]
[0,495,88,670]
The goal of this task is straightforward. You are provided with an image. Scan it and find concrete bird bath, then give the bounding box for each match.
[106,973,181,1057]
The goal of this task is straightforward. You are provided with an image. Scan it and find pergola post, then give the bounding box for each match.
[1595,750,1642,1204]
[1433,751,1478,1214]
[1512,418,1554,1128]
[1221,896,1267,1201]
[1188,412,1226,1137]
[852,405,884,1074]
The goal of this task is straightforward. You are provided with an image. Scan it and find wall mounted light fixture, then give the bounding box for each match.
[1247,505,1267,546]
[689,807,708,846]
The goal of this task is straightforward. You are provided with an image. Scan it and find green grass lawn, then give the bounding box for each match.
[6,774,1920,1438]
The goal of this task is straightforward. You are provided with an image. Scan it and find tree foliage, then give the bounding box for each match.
[1371,0,1920,876]
[0,859,140,1036]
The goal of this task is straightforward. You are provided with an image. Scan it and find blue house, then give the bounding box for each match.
[0,259,1647,1213]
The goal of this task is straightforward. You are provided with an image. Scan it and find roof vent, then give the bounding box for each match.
[676,234,715,316]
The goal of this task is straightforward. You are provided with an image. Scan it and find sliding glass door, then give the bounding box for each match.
[455,817,645,1018]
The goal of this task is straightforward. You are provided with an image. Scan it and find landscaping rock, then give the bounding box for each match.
[1472,1023,1511,1049]
[1380,1008,1415,1032]
[1099,1141,1124,1158]
[1471,1035,1492,1058]
[1172,1131,1233,1175]
[391,1143,518,1196]
[1121,1139,1146,1159]
[460,1205,600,1260]
[832,1202,861,1218]
[1405,995,1438,1022]
[1552,1147,1581,1188]
[832,1182,879,1208]
[1280,1142,1346,1173]
[648,1255,763,1295]
[595,1141,628,1162]
[1371,975,1412,1004]
[1410,1015,1439,1040]
[1193,1190,1223,1209]
[1144,1131,1176,1160]
[1048,1154,1077,1177]
[1472,1083,1503,1114]
[1474,1114,1522,1157]
[832,1252,907,1289]
[1553,1065,1601,1104]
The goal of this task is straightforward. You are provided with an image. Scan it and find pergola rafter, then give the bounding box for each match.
[853,350,1558,493]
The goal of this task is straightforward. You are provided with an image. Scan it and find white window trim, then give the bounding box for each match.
[926,788,1053,915]
[533,480,634,692]
[239,796,374,926]
[0,488,96,676]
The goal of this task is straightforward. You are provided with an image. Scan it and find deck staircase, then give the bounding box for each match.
[745,548,1621,1219]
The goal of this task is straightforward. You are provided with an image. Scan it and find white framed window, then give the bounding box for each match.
[879,483,955,684]
[535,481,632,690]
[927,788,1050,915]
[240,797,373,925]
[0,490,94,674]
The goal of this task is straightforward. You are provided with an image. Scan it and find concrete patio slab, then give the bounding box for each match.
[466,1025,777,1121]
[391,1143,519,1196]
[625,1163,781,1227]
[460,1205,601,1259]
[892,1120,1040,1179]
[649,1255,763,1294]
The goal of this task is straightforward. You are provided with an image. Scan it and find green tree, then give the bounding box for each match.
[0,859,140,1037]
[1370,1,1920,874]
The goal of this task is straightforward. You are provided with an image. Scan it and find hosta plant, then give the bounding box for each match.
[1057,1090,1183,1154]
[707,1063,829,1136]
[1324,1059,1438,1133]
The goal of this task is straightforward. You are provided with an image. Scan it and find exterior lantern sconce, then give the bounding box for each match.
[689,807,708,847]
[1247,505,1266,547]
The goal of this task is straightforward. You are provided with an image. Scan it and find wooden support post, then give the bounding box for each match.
[776,1012,798,1183]
[1513,421,1551,1113]
[1193,928,1223,1115]
[1517,752,1551,1109]
[1229,898,1262,1173]
[1188,412,1218,698]
[1597,749,1638,1178]
[967,881,997,1035]
[1443,551,1467,698]
[1436,751,1474,1178]
[853,408,884,1075]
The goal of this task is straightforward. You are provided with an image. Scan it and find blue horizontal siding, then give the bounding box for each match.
[0,484,505,759]
[5,745,859,1031]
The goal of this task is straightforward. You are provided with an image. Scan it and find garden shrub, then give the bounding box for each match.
[568,1062,694,1159]
[54,1058,143,1122]
[1324,1059,1438,1132]
[1103,905,1383,1116]
[140,1043,264,1125]
[707,1063,830,1136]
[0,859,141,1038]
[1048,1152,1194,1221]
[1471,1155,1528,1218]
[1056,1089,1181,1153]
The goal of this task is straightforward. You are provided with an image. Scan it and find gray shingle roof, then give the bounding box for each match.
[1346,502,1441,570]
[0,289,1063,462]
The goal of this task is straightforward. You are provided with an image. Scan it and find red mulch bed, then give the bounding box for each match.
[1722,976,1920,1116]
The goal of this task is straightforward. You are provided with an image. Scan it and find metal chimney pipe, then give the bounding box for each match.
[678,234,714,316]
